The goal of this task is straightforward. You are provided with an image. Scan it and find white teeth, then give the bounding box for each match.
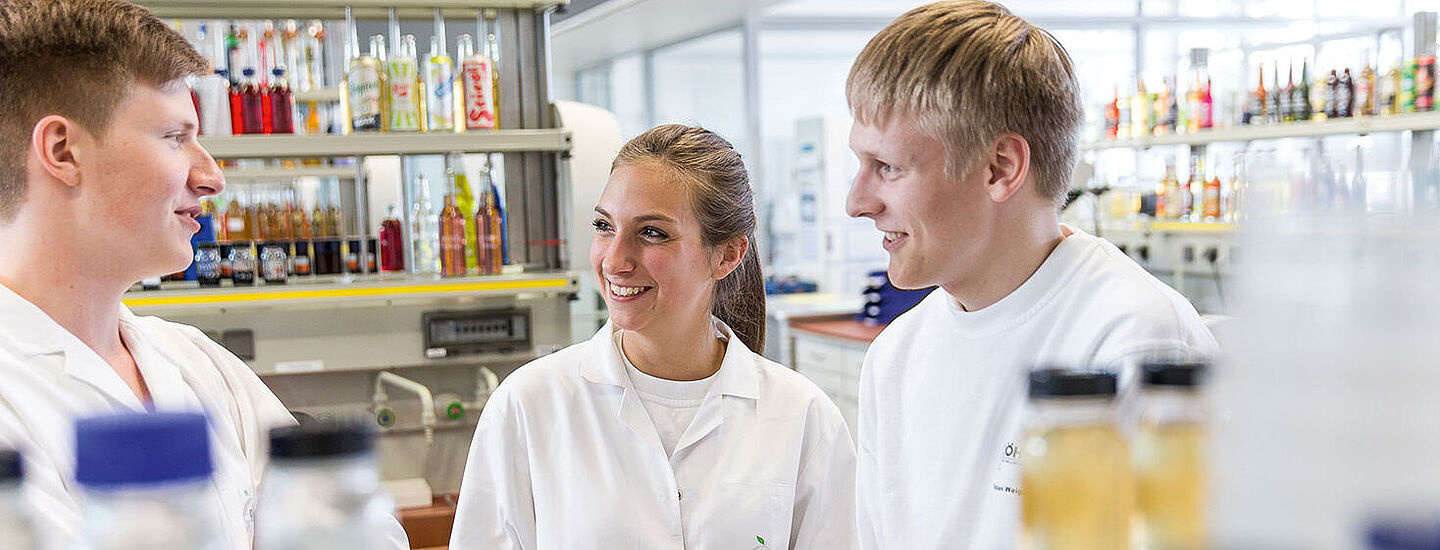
[609,283,649,297]
[884,231,903,240]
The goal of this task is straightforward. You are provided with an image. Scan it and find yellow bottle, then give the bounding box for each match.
[1022,370,1132,550]
[1134,362,1210,550]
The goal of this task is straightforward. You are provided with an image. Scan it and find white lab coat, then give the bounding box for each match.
[0,283,408,550]
[451,320,858,550]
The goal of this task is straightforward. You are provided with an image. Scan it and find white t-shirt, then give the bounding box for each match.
[617,329,719,458]
[856,226,1219,550]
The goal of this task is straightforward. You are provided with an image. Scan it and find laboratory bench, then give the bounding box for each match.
[788,315,884,443]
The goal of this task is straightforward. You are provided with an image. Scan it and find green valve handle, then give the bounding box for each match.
[445,402,465,420]
[375,407,397,428]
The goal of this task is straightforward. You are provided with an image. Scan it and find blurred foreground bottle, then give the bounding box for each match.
[1134,362,1209,550]
[74,412,224,550]
[255,422,399,550]
[1021,369,1132,550]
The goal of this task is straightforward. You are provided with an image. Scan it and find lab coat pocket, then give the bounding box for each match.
[715,480,795,550]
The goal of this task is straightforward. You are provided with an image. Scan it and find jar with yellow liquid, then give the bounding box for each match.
[1022,369,1132,550]
[1134,361,1209,550]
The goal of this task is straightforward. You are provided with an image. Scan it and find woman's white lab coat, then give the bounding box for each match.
[450,320,858,550]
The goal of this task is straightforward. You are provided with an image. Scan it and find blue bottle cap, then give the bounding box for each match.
[74,412,212,488]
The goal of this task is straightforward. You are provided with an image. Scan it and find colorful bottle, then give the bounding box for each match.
[474,186,503,275]
[1296,61,1313,122]
[1157,162,1177,220]
[449,153,478,270]
[1269,62,1283,124]
[458,34,498,130]
[439,193,467,277]
[1130,76,1150,139]
[1104,86,1120,139]
[424,32,456,132]
[379,205,405,272]
[1153,80,1172,136]
[1416,55,1435,112]
[1280,65,1295,123]
[484,12,503,129]
[1203,175,1221,222]
[410,174,440,274]
[1134,363,1209,550]
[385,35,422,132]
[1358,61,1376,116]
[1199,78,1213,130]
[1400,59,1417,113]
[239,68,266,134]
[269,68,295,134]
[1247,65,1267,125]
[1337,68,1355,118]
[1382,64,1401,115]
[345,21,383,132]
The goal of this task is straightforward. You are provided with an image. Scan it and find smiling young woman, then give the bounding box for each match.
[451,124,859,550]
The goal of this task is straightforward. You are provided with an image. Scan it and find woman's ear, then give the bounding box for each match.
[712,236,749,280]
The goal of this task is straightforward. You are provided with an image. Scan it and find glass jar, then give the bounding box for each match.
[229,243,256,286]
[1022,369,1132,550]
[255,422,398,549]
[260,242,289,284]
[1134,361,1209,550]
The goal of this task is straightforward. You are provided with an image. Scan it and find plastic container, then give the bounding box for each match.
[255,421,400,549]
[74,412,224,550]
[1021,369,1132,550]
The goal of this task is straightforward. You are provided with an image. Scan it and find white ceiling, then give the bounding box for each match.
[551,0,788,76]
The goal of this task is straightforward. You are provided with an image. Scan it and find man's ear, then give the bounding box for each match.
[30,115,84,187]
[713,235,749,280]
[984,133,1031,203]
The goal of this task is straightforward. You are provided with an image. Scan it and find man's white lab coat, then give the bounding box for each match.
[0,282,406,549]
[451,320,858,550]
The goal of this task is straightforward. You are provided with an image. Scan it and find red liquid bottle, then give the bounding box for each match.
[378,205,405,272]
[227,70,244,135]
[239,69,266,134]
[269,68,295,134]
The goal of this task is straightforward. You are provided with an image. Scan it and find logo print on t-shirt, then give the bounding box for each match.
[992,441,1022,496]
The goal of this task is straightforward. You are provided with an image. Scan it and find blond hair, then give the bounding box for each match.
[846,0,1083,204]
[0,0,208,222]
[611,124,766,353]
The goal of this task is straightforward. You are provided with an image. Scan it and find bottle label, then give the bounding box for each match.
[386,59,422,131]
[426,57,456,130]
[347,62,382,131]
[463,58,497,130]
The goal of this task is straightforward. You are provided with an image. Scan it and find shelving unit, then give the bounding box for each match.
[200,129,571,158]
[124,271,577,314]
[139,0,568,19]
[1083,111,1440,150]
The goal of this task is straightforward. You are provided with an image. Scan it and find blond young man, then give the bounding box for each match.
[844,2,1218,548]
[0,1,408,548]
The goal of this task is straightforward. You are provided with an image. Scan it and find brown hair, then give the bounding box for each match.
[846,0,1083,205]
[0,0,208,222]
[611,124,767,353]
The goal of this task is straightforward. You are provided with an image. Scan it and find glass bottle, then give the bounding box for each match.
[410,174,440,274]
[458,34,498,130]
[484,12,503,129]
[1021,370,1131,550]
[1203,175,1221,222]
[424,28,455,132]
[378,205,405,272]
[255,422,399,550]
[1157,162,1178,220]
[347,33,385,132]
[269,68,295,134]
[261,242,289,284]
[448,154,478,270]
[385,35,422,132]
[1134,362,1210,550]
[239,68,266,134]
[1104,86,1120,139]
[1130,76,1150,139]
[474,166,504,275]
[1358,61,1376,116]
[1182,156,1200,222]
[74,413,224,550]
[1338,68,1355,118]
[439,193,468,277]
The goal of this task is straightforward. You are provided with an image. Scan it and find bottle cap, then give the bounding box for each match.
[75,412,212,488]
[242,68,255,77]
[1141,361,1208,387]
[269,421,374,459]
[0,449,20,482]
[1028,369,1118,399]
[1368,518,1440,550]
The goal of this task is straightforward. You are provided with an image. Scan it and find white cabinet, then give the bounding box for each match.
[791,330,868,443]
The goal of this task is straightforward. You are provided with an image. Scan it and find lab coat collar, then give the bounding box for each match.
[578,319,761,400]
[0,281,146,410]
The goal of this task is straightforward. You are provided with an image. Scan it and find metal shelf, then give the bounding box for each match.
[1082,112,1440,150]
[221,165,359,181]
[198,129,570,158]
[123,271,578,313]
[293,87,341,103]
[137,0,568,19]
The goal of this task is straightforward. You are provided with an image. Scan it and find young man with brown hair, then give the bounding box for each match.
[845,2,1218,548]
[0,1,406,547]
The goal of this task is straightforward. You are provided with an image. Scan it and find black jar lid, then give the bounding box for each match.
[0,449,19,481]
[1141,361,1208,387]
[269,421,374,459]
[1028,369,1118,398]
